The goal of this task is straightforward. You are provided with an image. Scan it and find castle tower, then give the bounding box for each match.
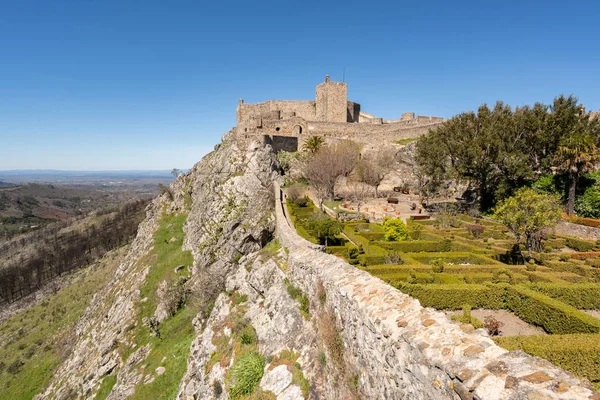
[316,75,348,123]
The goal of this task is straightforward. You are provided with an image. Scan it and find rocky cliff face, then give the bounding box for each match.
[37,138,290,399]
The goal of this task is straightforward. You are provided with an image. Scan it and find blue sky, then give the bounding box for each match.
[1,0,599,170]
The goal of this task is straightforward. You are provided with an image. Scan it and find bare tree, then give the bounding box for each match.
[356,149,396,198]
[346,180,372,215]
[304,141,360,210]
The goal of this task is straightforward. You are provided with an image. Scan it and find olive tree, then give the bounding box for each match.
[493,187,562,260]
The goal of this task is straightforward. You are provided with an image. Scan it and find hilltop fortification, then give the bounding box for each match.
[233,75,445,152]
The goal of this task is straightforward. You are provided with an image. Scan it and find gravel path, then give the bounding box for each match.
[445,309,547,337]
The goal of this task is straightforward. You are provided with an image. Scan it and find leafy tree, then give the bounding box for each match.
[171,168,181,178]
[554,132,599,215]
[493,187,562,260]
[415,95,600,212]
[308,214,343,247]
[574,172,600,218]
[302,136,326,154]
[382,217,409,241]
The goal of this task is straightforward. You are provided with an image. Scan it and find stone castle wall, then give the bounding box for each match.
[237,100,317,126]
[274,183,597,400]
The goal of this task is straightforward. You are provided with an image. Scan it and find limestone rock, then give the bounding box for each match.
[260,365,293,395]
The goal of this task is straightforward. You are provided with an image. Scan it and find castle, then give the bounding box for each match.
[233,76,445,152]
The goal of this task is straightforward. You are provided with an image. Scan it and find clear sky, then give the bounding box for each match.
[1,0,599,170]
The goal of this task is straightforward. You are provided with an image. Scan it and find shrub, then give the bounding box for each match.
[484,316,503,336]
[526,260,537,271]
[213,380,223,398]
[565,237,595,252]
[294,196,309,207]
[7,359,24,374]
[285,279,310,319]
[559,253,571,262]
[431,258,445,273]
[450,305,484,329]
[383,218,409,241]
[465,223,485,239]
[384,252,404,265]
[227,352,266,399]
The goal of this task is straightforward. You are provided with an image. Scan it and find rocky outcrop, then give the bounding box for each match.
[178,255,320,399]
[554,221,600,241]
[37,139,280,399]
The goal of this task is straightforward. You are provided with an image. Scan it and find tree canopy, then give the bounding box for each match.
[415,95,600,211]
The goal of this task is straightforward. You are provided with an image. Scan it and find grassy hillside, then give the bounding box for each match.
[0,246,127,400]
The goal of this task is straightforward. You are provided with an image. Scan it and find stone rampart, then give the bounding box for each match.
[274,184,596,399]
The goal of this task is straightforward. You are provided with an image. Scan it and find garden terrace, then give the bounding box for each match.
[284,196,600,389]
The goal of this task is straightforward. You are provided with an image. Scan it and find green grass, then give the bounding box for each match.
[227,352,265,399]
[95,374,117,400]
[0,247,126,400]
[121,212,198,400]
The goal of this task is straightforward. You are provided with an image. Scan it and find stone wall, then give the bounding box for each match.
[274,184,597,400]
[554,221,600,241]
[237,100,317,125]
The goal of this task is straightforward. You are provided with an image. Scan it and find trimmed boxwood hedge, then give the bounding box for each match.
[504,286,600,334]
[409,252,498,265]
[360,232,385,241]
[494,334,600,386]
[395,283,505,310]
[565,237,596,252]
[343,226,370,248]
[527,283,600,309]
[378,240,447,253]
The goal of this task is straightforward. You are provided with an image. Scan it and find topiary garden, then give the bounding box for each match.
[287,197,600,389]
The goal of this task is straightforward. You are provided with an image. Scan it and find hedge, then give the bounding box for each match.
[395,283,505,310]
[571,252,600,260]
[527,283,600,309]
[409,252,498,265]
[566,215,600,228]
[565,237,596,252]
[494,334,600,386]
[505,285,600,334]
[343,226,370,248]
[359,232,385,241]
[378,240,447,253]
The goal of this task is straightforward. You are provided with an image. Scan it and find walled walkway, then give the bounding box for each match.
[275,182,597,400]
